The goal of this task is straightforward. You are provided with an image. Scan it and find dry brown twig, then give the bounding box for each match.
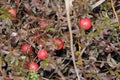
[91,0,105,9]
[111,0,120,30]
[64,0,80,80]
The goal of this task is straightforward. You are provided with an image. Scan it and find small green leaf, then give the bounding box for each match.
[41,60,48,67]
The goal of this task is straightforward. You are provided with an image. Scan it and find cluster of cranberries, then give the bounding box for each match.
[21,43,46,71]
[20,15,92,71]
[21,38,64,71]
[8,8,92,30]
[20,18,92,71]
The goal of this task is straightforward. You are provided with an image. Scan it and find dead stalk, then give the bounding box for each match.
[64,0,80,80]
[111,0,120,30]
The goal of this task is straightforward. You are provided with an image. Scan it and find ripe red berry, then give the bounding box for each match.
[38,20,48,29]
[28,62,39,71]
[79,18,92,30]
[8,8,16,17]
[53,38,64,50]
[21,43,33,53]
[37,49,47,60]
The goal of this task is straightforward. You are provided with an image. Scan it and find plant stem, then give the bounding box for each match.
[111,0,120,30]
[64,0,80,80]
[91,0,105,9]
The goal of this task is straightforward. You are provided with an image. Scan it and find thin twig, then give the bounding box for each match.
[78,47,86,59]
[91,0,105,9]
[111,0,120,30]
[64,0,80,80]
